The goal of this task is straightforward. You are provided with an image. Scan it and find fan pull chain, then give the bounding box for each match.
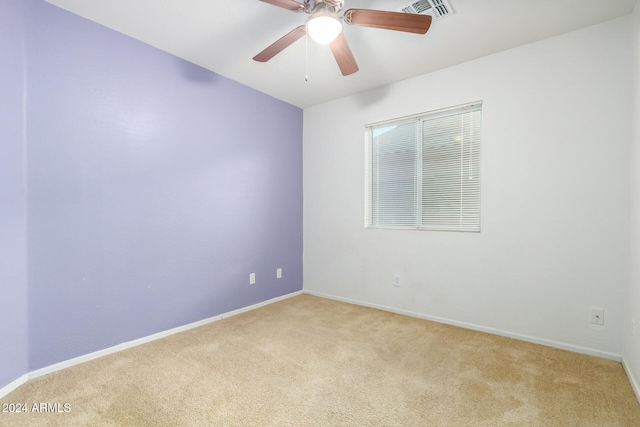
[305,32,309,82]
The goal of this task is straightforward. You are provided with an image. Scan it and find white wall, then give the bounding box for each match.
[625,1,640,399]
[304,17,632,359]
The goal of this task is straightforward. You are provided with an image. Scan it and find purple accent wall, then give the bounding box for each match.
[24,0,302,370]
[0,0,29,388]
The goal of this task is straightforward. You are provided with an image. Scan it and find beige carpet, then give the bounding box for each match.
[1,294,639,426]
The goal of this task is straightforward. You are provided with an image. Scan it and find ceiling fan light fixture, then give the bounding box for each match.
[306,10,342,45]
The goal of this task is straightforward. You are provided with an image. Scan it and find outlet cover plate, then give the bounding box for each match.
[393,275,401,287]
[590,307,605,325]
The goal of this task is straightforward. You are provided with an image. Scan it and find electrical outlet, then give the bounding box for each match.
[277,268,282,279]
[249,273,256,285]
[590,307,605,325]
[393,275,401,287]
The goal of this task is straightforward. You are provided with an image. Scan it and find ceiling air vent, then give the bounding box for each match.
[399,0,454,20]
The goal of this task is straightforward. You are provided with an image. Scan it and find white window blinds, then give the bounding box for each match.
[365,102,482,232]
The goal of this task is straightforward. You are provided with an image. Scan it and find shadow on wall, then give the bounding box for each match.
[178,60,218,83]
[355,85,391,108]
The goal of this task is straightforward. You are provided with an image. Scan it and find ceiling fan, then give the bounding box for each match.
[253,0,433,76]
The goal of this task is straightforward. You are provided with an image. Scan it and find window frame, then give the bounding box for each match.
[364,101,482,232]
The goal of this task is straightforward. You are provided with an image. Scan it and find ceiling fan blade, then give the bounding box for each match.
[253,26,306,62]
[329,32,359,76]
[258,0,305,12]
[343,9,432,34]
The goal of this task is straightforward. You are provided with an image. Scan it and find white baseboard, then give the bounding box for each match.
[4,289,631,402]
[623,358,640,404]
[0,374,29,400]
[304,290,623,362]
[1,290,303,398]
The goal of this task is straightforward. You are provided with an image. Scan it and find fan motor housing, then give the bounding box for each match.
[304,0,344,13]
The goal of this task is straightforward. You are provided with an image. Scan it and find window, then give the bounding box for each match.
[365,102,482,232]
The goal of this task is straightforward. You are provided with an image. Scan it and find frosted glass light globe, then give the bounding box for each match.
[307,14,342,45]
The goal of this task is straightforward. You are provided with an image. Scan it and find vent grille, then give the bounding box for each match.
[399,0,454,20]
[401,0,432,14]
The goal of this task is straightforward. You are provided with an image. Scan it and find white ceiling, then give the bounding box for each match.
[44,0,637,108]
